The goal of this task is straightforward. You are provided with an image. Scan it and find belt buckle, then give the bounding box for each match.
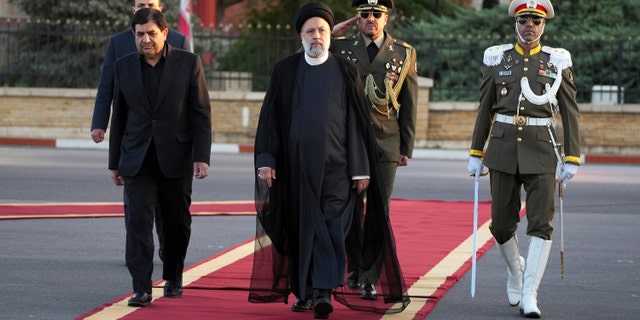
[515,115,527,126]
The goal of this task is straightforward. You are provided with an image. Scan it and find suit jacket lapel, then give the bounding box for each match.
[353,34,372,70]
[370,33,394,71]
[154,44,177,109]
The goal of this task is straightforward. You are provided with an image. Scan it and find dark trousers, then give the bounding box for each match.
[123,194,163,255]
[346,160,397,284]
[123,147,193,293]
[488,169,555,244]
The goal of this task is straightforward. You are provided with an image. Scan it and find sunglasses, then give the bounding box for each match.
[516,15,543,25]
[359,11,383,19]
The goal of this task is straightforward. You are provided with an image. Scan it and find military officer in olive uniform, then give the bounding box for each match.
[467,0,580,318]
[331,0,418,301]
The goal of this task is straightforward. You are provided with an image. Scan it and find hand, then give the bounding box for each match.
[110,170,124,186]
[257,167,276,188]
[352,178,369,194]
[398,155,410,167]
[467,157,483,176]
[558,163,578,184]
[331,15,358,37]
[91,129,105,143]
[193,162,209,179]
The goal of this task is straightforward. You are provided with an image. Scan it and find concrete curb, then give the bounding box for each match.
[1,137,639,164]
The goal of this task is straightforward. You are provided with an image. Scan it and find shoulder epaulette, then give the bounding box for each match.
[483,44,513,67]
[393,39,414,50]
[542,46,572,70]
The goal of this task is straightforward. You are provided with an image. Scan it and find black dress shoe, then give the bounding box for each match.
[347,271,360,290]
[291,298,313,312]
[164,281,183,298]
[313,297,333,319]
[360,283,378,300]
[127,292,152,307]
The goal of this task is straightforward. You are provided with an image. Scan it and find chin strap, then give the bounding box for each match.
[515,22,544,45]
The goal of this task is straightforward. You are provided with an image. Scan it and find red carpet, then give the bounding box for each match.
[5,199,495,319]
[0,201,255,220]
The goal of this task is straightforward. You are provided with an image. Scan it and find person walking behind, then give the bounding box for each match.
[331,0,418,301]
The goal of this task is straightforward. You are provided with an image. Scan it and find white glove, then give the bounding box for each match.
[467,157,483,176]
[558,163,579,183]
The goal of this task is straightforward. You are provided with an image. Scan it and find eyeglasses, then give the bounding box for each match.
[516,15,543,25]
[359,11,383,19]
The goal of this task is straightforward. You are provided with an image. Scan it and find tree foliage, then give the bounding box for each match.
[3,0,639,101]
[394,0,640,102]
[215,0,465,90]
[3,0,181,87]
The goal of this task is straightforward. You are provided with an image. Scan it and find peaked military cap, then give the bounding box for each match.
[352,0,394,12]
[508,0,555,19]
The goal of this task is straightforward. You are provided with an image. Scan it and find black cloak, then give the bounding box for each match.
[248,51,410,314]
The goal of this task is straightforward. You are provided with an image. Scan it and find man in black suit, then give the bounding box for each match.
[108,8,211,307]
[91,0,189,143]
[92,0,190,262]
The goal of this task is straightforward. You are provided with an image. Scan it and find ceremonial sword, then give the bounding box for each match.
[472,170,479,298]
[471,167,488,298]
[547,123,565,279]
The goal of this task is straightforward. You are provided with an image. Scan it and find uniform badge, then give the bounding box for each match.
[499,70,512,76]
[388,45,394,51]
[538,70,557,78]
[503,64,513,70]
[501,87,508,96]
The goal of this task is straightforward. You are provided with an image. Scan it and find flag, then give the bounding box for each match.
[179,0,194,52]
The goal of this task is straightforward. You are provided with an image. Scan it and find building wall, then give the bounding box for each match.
[0,0,24,18]
[1,85,639,156]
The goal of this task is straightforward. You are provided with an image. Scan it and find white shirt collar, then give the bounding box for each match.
[304,53,329,66]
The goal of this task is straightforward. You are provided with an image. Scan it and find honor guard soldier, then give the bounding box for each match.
[467,0,581,318]
[331,0,418,301]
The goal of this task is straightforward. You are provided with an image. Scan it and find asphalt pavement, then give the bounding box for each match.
[0,146,638,319]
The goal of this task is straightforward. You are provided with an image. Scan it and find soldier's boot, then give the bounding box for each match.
[497,236,525,306]
[520,237,552,318]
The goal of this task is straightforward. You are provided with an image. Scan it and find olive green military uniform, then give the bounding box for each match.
[333,32,417,286]
[333,32,418,204]
[469,43,580,243]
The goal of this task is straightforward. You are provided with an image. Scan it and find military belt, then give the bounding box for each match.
[495,113,552,126]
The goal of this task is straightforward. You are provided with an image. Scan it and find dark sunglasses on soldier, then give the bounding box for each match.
[359,11,383,19]
[516,15,543,25]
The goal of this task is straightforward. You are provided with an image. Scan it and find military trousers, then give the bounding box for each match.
[488,169,555,244]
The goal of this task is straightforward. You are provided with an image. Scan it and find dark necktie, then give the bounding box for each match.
[367,42,379,62]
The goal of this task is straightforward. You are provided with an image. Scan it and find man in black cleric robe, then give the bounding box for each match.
[248,2,409,316]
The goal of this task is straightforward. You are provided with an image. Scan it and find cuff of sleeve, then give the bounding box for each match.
[565,155,581,165]
[470,149,484,158]
[255,153,276,169]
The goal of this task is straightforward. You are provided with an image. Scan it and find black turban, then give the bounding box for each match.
[293,2,335,34]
